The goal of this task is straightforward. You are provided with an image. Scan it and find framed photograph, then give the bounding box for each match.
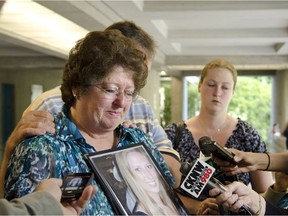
[87,143,188,215]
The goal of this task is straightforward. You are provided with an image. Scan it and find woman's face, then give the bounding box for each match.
[199,67,234,113]
[73,65,135,132]
[127,151,159,194]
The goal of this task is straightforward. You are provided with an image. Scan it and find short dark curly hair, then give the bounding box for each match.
[61,30,148,108]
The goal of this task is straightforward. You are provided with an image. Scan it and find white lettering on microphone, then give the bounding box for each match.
[180,159,215,198]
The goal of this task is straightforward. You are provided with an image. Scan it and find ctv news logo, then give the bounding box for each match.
[180,159,215,198]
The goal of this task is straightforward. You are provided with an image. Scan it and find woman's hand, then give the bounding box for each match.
[212,148,261,175]
[196,198,220,215]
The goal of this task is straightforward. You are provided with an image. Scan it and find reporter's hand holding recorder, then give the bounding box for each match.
[210,147,288,215]
[209,181,266,215]
[212,148,288,174]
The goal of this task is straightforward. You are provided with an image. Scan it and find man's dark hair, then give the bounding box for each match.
[106,20,156,59]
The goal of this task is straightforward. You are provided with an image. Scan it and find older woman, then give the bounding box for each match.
[4,30,174,215]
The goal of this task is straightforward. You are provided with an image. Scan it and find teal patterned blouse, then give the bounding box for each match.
[5,105,174,215]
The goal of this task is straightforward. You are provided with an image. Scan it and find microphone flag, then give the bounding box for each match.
[180,158,215,198]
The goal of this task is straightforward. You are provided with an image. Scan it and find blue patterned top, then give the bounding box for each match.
[25,86,173,150]
[5,105,174,215]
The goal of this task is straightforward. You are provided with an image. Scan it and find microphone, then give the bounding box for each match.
[199,136,238,165]
[179,158,221,198]
[179,158,251,215]
[198,136,213,156]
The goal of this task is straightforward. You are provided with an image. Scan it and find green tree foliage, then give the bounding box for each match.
[161,81,171,127]
[229,76,271,143]
[187,78,200,118]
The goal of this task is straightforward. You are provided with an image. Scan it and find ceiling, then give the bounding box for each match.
[1,0,288,75]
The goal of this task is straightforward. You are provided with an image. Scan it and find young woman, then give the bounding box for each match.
[165,59,273,215]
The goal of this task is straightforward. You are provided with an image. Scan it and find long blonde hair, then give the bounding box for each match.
[115,148,178,215]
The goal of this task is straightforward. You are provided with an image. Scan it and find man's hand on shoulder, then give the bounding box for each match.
[6,110,55,156]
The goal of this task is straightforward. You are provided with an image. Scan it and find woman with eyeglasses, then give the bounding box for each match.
[4,30,175,215]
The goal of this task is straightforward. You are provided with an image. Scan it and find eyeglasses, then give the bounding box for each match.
[91,85,138,101]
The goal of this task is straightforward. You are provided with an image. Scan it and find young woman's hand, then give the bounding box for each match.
[212,148,261,175]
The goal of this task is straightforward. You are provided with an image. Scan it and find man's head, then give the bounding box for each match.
[106,20,156,71]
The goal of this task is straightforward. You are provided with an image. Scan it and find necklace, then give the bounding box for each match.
[198,117,228,139]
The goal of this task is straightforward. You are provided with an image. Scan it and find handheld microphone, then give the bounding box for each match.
[179,158,251,215]
[199,136,238,165]
[180,158,221,198]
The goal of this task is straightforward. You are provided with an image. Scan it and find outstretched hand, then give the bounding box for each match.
[209,181,265,215]
[212,148,259,175]
[36,178,97,215]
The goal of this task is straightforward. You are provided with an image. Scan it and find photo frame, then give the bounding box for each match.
[87,143,187,215]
